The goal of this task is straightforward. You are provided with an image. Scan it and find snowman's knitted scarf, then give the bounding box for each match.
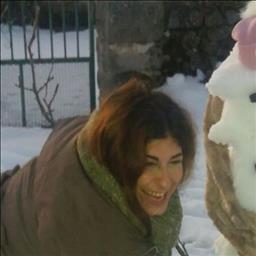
[76,126,182,256]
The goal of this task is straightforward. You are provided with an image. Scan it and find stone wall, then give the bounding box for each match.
[96,1,246,98]
[163,1,246,80]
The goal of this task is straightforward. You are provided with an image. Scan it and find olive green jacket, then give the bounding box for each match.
[1,116,182,256]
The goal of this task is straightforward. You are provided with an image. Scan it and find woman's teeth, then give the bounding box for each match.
[143,190,165,199]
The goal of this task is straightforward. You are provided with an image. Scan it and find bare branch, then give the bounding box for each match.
[26,5,57,127]
[42,98,48,109]
[42,98,54,123]
[44,80,48,99]
[28,6,40,52]
[37,76,53,94]
[16,4,60,128]
[15,83,33,92]
[27,5,52,125]
[37,64,55,92]
[49,83,59,107]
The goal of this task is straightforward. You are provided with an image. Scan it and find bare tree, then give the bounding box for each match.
[16,5,59,127]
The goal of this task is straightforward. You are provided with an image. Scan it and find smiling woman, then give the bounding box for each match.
[1,73,196,256]
[136,137,184,217]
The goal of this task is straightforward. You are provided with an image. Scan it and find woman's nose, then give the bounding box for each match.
[155,168,171,189]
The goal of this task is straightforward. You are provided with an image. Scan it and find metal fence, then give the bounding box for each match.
[1,1,96,127]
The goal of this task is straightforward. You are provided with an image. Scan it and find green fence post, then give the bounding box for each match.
[75,1,80,58]
[7,0,14,60]
[19,64,27,127]
[88,1,96,111]
[48,1,54,59]
[20,1,27,60]
[34,0,41,59]
[62,2,67,59]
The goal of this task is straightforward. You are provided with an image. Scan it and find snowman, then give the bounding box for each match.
[205,1,256,255]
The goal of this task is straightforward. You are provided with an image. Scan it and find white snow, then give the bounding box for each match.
[1,127,52,170]
[1,24,221,256]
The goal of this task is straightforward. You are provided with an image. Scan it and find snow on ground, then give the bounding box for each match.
[1,24,220,255]
[1,127,52,171]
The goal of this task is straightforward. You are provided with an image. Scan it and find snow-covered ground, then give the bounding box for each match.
[1,24,220,255]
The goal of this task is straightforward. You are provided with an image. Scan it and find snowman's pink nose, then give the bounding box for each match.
[232,16,256,70]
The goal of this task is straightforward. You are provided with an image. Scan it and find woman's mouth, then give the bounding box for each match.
[142,189,166,200]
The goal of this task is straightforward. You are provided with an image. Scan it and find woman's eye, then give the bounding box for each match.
[145,162,158,170]
[146,162,156,167]
[168,160,182,165]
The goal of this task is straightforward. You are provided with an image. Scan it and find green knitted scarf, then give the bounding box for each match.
[76,128,182,256]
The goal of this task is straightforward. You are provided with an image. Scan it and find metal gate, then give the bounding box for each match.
[1,1,96,127]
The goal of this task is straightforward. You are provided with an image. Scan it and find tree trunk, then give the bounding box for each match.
[95,1,170,100]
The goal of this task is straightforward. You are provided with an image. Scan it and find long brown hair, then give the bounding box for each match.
[83,73,196,234]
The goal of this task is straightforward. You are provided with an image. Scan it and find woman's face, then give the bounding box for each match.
[135,137,183,216]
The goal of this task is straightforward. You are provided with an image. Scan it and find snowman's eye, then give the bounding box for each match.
[249,93,256,103]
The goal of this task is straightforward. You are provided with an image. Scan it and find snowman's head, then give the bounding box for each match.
[206,1,256,100]
[232,15,256,70]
